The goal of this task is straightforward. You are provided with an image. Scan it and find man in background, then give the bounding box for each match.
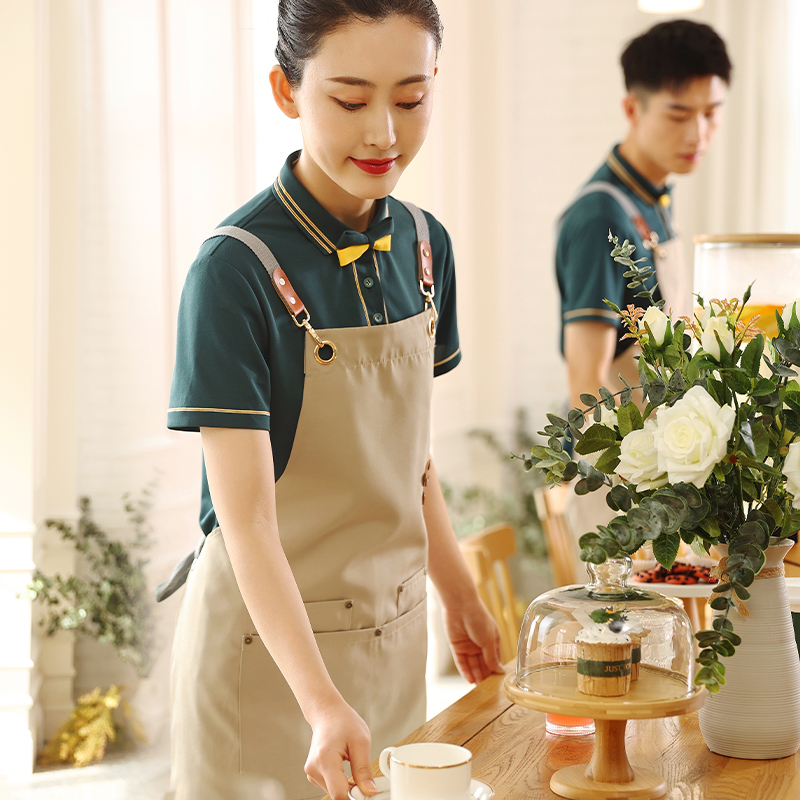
[557,19,732,413]
[555,20,732,573]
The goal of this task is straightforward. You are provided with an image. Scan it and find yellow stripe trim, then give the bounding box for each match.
[274,175,336,252]
[563,308,618,321]
[434,347,461,368]
[352,263,372,325]
[606,151,657,206]
[168,407,270,416]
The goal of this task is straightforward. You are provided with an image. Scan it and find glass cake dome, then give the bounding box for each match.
[512,557,697,705]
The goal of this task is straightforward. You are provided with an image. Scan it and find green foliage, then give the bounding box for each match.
[519,234,800,695]
[23,488,157,678]
[441,409,547,560]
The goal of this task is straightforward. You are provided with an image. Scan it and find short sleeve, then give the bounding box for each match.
[427,218,461,376]
[556,195,633,330]
[167,256,272,432]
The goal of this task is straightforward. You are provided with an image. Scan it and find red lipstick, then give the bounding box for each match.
[350,157,396,175]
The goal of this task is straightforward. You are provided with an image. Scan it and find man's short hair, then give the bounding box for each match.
[621,19,732,93]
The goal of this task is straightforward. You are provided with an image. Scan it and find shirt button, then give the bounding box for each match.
[372,312,383,324]
[363,277,374,288]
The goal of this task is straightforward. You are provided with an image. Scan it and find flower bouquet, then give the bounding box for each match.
[522,234,800,693]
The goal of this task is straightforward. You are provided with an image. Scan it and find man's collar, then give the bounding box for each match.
[273,151,390,258]
[607,145,672,208]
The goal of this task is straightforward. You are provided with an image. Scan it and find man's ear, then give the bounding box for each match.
[269,65,299,119]
[622,92,639,125]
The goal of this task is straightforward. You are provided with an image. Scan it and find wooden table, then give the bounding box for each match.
[326,670,800,800]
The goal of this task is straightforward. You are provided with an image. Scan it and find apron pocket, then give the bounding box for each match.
[397,566,427,617]
[238,598,427,800]
[304,598,354,633]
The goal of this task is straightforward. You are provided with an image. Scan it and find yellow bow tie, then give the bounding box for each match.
[336,234,392,267]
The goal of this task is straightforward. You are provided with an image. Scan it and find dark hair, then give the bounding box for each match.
[276,0,443,87]
[621,19,732,93]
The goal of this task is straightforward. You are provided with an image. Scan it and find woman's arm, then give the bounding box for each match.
[200,427,377,800]
[423,458,505,682]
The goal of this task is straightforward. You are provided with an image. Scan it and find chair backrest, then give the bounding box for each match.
[458,523,520,663]
[533,485,579,587]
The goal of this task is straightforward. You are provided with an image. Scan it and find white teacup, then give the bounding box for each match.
[378,742,472,800]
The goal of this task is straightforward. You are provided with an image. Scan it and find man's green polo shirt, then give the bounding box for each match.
[556,145,674,358]
[168,152,461,534]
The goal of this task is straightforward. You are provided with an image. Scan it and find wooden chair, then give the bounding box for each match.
[533,484,580,586]
[458,523,520,663]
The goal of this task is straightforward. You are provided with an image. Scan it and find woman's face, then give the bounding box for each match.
[280,15,437,214]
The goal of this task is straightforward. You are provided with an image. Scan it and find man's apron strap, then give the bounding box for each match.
[559,181,661,252]
[154,535,206,602]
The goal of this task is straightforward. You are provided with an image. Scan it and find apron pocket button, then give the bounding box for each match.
[345,601,353,609]
[375,629,382,637]
[244,636,253,645]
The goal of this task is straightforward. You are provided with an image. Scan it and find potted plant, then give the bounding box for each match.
[520,234,800,758]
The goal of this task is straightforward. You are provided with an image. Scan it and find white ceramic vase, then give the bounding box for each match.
[699,540,800,759]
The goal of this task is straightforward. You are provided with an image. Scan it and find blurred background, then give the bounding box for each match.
[2,0,799,797]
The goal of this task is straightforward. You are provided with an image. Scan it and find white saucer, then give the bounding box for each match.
[348,775,494,799]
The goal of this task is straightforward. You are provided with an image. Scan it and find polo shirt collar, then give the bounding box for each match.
[273,150,390,259]
[606,145,672,207]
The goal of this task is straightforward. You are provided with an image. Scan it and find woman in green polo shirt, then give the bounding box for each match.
[162,2,503,799]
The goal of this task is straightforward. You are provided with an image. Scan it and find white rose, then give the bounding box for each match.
[616,419,668,490]
[697,300,724,329]
[653,385,736,488]
[639,306,669,346]
[784,442,800,509]
[701,315,735,361]
[782,298,800,328]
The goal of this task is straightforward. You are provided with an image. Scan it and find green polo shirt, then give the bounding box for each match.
[168,152,461,534]
[556,145,674,358]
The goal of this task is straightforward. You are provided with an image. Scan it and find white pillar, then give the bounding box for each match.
[0,0,81,776]
[0,0,45,775]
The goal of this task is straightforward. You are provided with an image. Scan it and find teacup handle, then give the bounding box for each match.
[378,747,396,777]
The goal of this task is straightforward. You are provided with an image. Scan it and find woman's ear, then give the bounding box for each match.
[269,66,299,119]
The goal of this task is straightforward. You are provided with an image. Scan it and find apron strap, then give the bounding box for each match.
[205,226,337,365]
[398,200,435,298]
[398,201,437,337]
[154,535,206,602]
[558,181,660,251]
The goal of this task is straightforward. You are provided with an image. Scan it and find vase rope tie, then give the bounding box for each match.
[709,558,786,617]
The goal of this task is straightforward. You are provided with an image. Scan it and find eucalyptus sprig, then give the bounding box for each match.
[519,233,800,693]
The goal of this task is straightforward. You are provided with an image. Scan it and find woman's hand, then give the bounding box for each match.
[442,600,505,684]
[304,697,378,800]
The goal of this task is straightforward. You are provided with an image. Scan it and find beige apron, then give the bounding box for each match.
[168,213,438,800]
[561,184,688,579]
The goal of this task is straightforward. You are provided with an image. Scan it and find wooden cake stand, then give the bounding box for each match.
[504,666,706,799]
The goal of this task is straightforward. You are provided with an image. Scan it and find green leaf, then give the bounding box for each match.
[580,393,598,408]
[652,531,681,569]
[574,424,618,455]
[668,370,686,392]
[741,335,765,378]
[753,377,777,396]
[594,445,621,475]
[598,386,616,410]
[710,595,732,611]
[646,378,668,405]
[616,403,643,437]
[608,485,633,513]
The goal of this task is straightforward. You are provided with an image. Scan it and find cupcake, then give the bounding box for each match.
[575,623,633,697]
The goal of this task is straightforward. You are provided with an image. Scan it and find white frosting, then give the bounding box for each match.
[575,623,631,645]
